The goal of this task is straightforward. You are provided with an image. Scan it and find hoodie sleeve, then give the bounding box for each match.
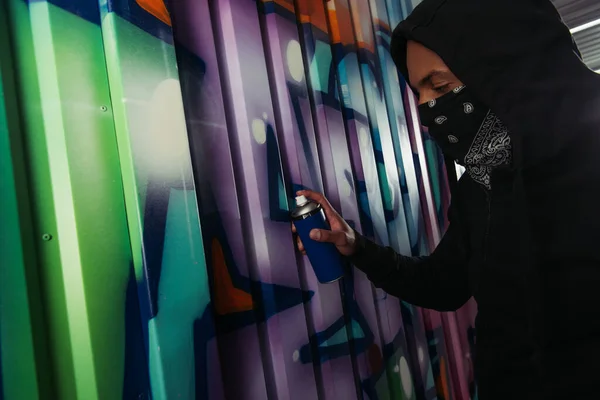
[349,206,471,312]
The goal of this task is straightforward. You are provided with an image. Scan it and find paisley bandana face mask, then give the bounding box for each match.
[418,85,512,189]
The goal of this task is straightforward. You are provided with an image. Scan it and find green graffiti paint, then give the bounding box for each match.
[100,12,212,399]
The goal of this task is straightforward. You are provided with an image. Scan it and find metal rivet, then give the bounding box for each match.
[42,233,53,241]
[100,106,108,112]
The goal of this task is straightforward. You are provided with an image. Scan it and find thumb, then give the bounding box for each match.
[310,229,347,246]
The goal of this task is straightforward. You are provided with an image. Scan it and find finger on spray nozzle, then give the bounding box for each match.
[298,190,334,216]
[297,189,319,203]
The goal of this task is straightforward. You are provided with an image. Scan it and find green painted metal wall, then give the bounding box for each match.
[1,1,138,398]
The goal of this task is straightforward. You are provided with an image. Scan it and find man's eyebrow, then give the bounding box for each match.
[417,69,449,88]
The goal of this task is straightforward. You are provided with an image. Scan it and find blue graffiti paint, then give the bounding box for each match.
[298,271,374,365]
[287,82,322,191]
[106,0,174,45]
[25,0,102,25]
[266,122,290,222]
[141,182,171,317]
[258,0,296,22]
[193,307,216,400]
[123,266,152,399]
[355,179,375,238]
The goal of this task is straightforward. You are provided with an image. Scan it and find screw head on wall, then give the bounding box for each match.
[42,233,52,241]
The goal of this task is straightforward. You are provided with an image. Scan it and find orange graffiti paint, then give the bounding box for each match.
[136,0,171,26]
[211,238,254,315]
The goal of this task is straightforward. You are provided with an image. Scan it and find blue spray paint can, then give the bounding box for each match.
[291,195,345,283]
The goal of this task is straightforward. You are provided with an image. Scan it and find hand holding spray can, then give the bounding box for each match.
[291,195,345,283]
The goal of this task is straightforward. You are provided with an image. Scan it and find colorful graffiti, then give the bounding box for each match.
[0,0,478,399]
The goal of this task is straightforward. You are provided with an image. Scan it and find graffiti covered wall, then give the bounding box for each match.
[0,0,477,399]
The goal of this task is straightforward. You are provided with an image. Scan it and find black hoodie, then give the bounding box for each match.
[349,0,600,398]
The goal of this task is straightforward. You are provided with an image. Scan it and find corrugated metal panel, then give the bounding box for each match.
[573,25,600,70]
[553,0,600,71]
[553,0,600,28]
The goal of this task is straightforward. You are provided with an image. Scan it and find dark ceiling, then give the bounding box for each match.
[552,0,600,70]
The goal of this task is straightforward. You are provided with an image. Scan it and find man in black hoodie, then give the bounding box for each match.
[292,0,600,398]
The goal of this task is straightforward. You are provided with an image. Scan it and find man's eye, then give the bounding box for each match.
[433,84,451,93]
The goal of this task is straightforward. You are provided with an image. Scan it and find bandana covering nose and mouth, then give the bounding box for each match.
[418,85,512,189]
